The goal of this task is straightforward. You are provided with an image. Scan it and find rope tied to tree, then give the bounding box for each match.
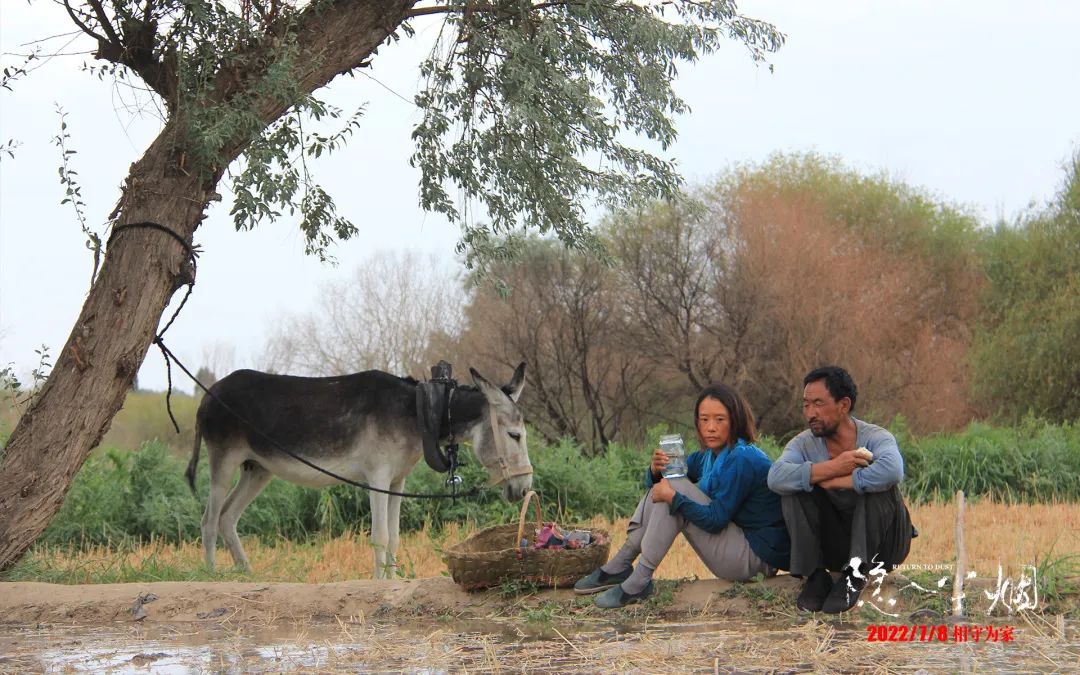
[107,221,198,434]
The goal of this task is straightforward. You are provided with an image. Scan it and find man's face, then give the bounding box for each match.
[802,379,849,437]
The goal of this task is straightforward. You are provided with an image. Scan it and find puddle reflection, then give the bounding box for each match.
[1,618,1075,673]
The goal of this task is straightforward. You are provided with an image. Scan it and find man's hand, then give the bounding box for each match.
[810,449,870,485]
[651,477,676,504]
[831,449,871,475]
[650,449,669,479]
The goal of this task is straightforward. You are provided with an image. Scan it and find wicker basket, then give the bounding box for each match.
[444,491,610,590]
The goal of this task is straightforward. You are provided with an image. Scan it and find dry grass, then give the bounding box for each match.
[625,499,1080,582]
[20,501,1079,585]
[7,616,1076,673]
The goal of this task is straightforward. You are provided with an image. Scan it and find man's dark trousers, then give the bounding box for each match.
[781,485,913,576]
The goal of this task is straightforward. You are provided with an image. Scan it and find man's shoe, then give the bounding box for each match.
[822,571,867,614]
[796,568,834,612]
[573,566,632,595]
[594,581,654,608]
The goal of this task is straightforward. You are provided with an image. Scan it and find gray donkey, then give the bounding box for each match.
[187,363,531,578]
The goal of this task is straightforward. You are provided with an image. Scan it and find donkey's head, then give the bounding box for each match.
[469,363,532,501]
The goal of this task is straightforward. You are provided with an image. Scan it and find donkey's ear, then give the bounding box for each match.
[501,361,526,402]
[470,367,502,401]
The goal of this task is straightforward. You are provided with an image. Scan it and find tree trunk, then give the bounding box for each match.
[0,127,213,568]
[0,0,416,570]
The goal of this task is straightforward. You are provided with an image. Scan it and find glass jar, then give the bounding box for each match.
[659,433,687,479]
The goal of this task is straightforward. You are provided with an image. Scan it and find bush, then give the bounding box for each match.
[902,418,1080,503]
[40,441,322,547]
[38,421,1080,549]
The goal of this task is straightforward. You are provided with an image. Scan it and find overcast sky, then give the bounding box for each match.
[1,0,1078,393]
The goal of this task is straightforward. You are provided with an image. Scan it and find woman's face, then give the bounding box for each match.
[697,397,731,450]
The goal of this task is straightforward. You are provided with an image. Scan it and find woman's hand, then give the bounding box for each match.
[651,477,676,504]
[651,449,669,478]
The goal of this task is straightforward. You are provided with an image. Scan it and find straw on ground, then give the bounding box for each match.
[12,501,1078,584]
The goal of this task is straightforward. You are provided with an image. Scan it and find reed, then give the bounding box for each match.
[6,502,1075,587]
[33,419,1080,550]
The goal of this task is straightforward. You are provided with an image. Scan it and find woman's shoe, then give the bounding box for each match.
[594,581,654,608]
[573,567,632,595]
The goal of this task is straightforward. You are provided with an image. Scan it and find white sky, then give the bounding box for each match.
[1,0,1078,393]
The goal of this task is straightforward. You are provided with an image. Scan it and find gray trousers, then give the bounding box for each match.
[602,478,772,583]
[781,485,913,577]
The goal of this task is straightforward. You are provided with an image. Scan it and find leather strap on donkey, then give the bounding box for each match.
[416,360,458,473]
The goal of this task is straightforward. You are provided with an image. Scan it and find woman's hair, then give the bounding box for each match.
[694,382,758,448]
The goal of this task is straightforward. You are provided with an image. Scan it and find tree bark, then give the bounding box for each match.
[0,129,212,568]
[0,0,416,570]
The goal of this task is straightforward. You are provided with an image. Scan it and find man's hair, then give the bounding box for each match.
[804,366,858,412]
[694,382,758,446]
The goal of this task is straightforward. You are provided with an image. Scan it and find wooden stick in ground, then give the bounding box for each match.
[952,490,966,617]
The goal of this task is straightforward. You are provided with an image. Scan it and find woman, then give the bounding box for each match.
[575,383,791,608]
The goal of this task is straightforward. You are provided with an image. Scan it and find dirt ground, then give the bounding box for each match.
[3,576,1078,673]
[0,576,804,626]
[5,572,1071,627]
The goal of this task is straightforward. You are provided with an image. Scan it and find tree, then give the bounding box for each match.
[972,150,1080,422]
[606,200,721,391]
[261,250,466,378]
[604,198,786,429]
[447,153,985,448]
[196,340,237,390]
[448,240,667,451]
[709,153,983,434]
[0,0,782,568]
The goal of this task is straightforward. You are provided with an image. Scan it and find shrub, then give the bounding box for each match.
[37,421,1080,549]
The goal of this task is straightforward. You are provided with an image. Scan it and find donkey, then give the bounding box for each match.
[186,363,531,578]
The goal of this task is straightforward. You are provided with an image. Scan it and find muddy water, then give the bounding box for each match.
[1,618,1077,673]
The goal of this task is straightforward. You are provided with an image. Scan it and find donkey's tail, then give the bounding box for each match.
[186,419,202,496]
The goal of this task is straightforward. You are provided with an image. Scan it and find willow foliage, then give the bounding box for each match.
[59,0,782,266]
[972,151,1080,422]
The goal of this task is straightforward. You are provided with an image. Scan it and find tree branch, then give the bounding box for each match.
[78,0,175,105]
[87,0,123,46]
[405,0,586,18]
[62,0,111,45]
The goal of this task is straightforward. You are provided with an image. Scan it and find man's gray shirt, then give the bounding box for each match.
[767,418,904,495]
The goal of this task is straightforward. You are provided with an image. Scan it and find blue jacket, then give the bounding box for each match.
[646,440,790,571]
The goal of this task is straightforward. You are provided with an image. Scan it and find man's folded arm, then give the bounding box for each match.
[767,446,813,494]
[851,434,904,493]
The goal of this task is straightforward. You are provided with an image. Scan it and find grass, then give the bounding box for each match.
[724,573,791,613]
[497,577,544,599]
[8,502,1077,591]
[14,416,1078,553]
[1035,548,1080,615]
[899,419,1080,503]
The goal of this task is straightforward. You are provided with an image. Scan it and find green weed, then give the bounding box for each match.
[1035,547,1080,616]
[496,577,543,598]
[643,579,678,609]
[15,412,1080,554]
[523,600,562,623]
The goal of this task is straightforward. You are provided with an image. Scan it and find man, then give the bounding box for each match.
[767,366,915,614]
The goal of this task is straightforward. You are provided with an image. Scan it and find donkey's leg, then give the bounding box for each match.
[385,478,406,578]
[219,462,272,572]
[202,448,243,571]
[368,485,391,580]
